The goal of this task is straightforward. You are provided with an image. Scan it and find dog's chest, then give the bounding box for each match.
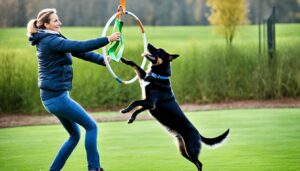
[141,80,150,88]
[141,67,152,88]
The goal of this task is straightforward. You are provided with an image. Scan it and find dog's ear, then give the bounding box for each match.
[169,54,179,61]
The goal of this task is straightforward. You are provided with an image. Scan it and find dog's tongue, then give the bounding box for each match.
[146,54,156,61]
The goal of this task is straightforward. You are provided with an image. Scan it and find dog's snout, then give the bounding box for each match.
[147,43,157,54]
[147,43,153,49]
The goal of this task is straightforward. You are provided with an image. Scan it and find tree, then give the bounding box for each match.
[206,0,249,45]
[17,0,26,26]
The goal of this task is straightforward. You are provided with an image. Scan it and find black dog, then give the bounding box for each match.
[121,43,229,171]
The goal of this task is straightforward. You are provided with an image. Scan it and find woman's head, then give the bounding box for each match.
[27,8,62,36]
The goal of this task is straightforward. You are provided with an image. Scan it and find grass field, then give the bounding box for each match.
[0,108,299,171]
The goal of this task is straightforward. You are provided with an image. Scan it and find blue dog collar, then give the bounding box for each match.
[150,72,170,80]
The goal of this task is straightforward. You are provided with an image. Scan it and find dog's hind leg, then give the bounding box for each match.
[175,135,194,163]
[121,100,153,113]
[128,106,149,124]
[183,133,202,171]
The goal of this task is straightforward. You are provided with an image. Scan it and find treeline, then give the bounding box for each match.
[0,0,300,27]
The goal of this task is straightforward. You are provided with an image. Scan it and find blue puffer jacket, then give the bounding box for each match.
[29,30,109,94]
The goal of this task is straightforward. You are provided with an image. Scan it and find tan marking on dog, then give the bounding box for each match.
[153,57,163,66]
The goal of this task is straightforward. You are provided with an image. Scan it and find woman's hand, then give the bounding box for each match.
[106,56,111,63]
[108,32,121,42]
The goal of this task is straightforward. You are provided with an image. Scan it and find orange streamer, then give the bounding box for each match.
[117,0,126,18]
[120,0,126,12]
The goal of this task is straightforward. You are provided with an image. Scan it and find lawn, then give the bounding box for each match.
[0,108,299,171]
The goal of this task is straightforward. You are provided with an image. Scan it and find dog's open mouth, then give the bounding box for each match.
[142,52,156,62]
[145,54,156,61]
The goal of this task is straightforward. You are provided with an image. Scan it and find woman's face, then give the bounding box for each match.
[45,13,62,32]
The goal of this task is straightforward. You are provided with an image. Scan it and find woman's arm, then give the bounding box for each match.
[47,32,120,53]
[47,35,109,53]
[72,51,106,66]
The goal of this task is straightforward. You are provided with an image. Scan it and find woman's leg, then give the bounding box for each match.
[43,92,101,170]
[49,117,81,171]
[63,97,100,170]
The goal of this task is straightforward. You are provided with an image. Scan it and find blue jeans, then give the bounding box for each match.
[42,92,100,171]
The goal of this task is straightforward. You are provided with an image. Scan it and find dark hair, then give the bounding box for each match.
[27,8,57,36]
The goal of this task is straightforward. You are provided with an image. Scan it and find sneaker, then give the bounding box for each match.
[89,168,104,171]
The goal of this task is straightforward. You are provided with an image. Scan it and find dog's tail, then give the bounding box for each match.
[200,129,230,147]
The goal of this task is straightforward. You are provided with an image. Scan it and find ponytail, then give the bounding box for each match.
[26,8,57,37]
[27,19,38,36]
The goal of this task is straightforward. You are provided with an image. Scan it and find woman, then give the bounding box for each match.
[27,8,120,171]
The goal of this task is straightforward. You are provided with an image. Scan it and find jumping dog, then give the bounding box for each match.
[120,43,229,171]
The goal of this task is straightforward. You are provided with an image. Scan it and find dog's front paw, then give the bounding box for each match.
[120,57,130,64]
[121,57,134,66]
[128,117,135,124]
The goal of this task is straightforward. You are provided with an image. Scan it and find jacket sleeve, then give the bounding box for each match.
[72,52,106,66]
[47,35,109,53]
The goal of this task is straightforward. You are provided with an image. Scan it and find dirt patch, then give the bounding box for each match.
[180,98,300,111]
[1,98,299,128]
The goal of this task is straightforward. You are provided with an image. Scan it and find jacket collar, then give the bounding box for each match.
[38,29,59,35]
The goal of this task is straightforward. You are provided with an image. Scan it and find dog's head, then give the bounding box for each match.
[144,43,179,65]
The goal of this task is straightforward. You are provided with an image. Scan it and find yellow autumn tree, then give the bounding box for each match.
[206,0,249,45]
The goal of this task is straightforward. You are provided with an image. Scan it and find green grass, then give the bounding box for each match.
[0,109,299,171]
[0,24,299,113]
